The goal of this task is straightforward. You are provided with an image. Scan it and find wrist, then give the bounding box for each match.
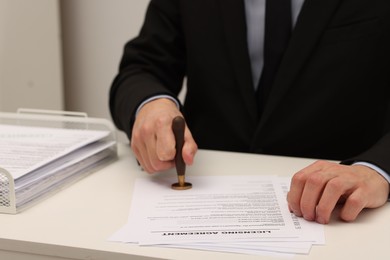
[136,95,180,116]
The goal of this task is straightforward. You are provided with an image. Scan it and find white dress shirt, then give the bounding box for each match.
[244,0,305,88]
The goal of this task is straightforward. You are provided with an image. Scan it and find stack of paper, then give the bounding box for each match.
[0,124,116,210]
[109,175,324,257]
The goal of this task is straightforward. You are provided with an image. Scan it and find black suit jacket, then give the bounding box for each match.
[110,0,390,174]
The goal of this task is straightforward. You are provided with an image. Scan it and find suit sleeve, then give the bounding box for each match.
[109,0,185,140]
[342,102,390,177]
[342,131,390,179]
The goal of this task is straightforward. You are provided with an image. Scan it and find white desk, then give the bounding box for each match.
[0,143,389,260]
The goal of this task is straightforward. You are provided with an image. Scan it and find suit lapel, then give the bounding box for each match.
[256,0,343,131]
[218,0,258,123]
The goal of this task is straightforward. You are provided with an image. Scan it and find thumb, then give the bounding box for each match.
[182,126,198,165]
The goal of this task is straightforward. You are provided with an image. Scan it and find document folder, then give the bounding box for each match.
[0,109,118,214]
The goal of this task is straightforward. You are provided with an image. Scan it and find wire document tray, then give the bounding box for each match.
[0,109,118,214]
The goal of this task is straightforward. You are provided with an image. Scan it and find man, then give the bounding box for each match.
[110,0,390,224]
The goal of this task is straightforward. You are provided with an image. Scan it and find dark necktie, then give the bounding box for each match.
[257,0,292,115]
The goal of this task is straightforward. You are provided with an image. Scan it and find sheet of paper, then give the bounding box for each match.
[109,175,324,256]
[15,141,116,207]
[14,140,115,189]
[0,124,110,179]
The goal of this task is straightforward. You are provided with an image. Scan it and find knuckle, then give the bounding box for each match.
[313,160,327,167]
[327,178,344,191]
[288,201,299,214]
[316,204,330,218]
[156,141,175,161]
[347,194,365,209]
[139,123,154,137]
[340,194,365,222]
[157,148,175,161]
[291,171,306,184]
[286,191,299,205]
[155,115,171,128]
[306,174,325,187]
[301,204,314,215]
[131,129,141,143]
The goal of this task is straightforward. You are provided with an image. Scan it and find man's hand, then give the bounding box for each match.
[131,98,198,173]
[287,160,390,224]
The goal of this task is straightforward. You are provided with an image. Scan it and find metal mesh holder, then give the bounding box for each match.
[0,171,10,207]
[0,168,17,214]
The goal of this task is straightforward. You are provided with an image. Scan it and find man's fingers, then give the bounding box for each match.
[289,162,390,224]
[339,190,366,222]
[300,173,328,221]
[287,172,306,217]
[316,177,354,224]
[288,161,325,217]
[132,142,153,173]
[155,116,176,162]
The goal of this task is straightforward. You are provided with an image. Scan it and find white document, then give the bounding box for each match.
[0,124,110,179]
[109,175,324,255]
[0,123,116,209]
